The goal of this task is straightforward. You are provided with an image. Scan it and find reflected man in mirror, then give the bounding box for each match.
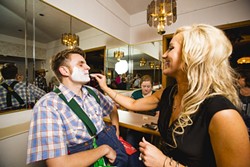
[0,63,46,111]
[35,69,48,92]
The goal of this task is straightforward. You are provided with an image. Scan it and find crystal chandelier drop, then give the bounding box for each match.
[61,17,79,49]
[147,0,177,35]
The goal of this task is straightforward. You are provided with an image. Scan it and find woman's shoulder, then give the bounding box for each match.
[203,95,237,111]
[199,95,239,126]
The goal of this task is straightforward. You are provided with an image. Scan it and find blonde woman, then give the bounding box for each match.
[92,24,250,167]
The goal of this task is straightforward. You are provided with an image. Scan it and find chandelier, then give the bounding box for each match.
[155,63,161,69]
[61,16,79,48]
[114,51,124,61]
[149,61,161,69]
[147,0,177,35]
[139,57,147,67]
[149,61,155,68]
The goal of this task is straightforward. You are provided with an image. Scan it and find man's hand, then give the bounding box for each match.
[102,145,117,164]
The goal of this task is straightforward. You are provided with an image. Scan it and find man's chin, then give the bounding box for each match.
[82,79,90,85]
[74,77,90,85]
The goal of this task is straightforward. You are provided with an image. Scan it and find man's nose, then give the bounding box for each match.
[85,64,90,70]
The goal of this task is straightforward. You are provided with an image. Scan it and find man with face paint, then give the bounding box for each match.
[26,47,128,167]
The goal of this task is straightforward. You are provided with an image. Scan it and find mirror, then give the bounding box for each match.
[0,0,162,112]
[106,41,162,90]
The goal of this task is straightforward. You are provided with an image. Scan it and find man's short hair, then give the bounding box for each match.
[1,63,18,79]
[50,47,86,82]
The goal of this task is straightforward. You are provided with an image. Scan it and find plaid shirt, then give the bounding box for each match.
[35,75,48,92]
[26,84,114,164]
[0,79,46,111]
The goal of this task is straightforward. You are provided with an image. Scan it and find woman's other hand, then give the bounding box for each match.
[139,137,166,167]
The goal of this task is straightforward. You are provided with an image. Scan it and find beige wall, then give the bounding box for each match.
[0,110,46,167]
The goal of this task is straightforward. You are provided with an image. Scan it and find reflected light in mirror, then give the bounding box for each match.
[149,61,155,69]
[61,16,79,48]
[115,60,128,74]
[114,51,124,61]
[139,57,147,67]
[237,57,250,64]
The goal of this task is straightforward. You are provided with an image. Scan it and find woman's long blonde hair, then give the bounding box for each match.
[171,24,241,147]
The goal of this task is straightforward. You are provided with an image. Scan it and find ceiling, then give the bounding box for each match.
[0,0,92,43]
[1,0,249,44]
[0,0,153,43]
[115,0,152,15]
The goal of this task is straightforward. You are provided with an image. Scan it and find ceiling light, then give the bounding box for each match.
[155,63,161,69]
[139,57,147,67]
[149,61,155,69]
[147,0,177,35]
[115,60,128,74]
[114,51,124,61]
[61,16,79,49]
[237,57,250,64]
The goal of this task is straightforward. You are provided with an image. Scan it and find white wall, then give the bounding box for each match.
[0,132,46,167]
[44,0,250,44]
[0,110,46,167]
[44,0,131,43]
[0,110,32,128]
[0,35,46,60]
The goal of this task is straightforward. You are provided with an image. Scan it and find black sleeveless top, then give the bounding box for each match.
[158,85,238,167]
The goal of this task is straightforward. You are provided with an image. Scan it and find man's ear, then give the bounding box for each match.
[59,66,70,77]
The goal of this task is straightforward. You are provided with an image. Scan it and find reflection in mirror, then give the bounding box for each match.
[0,0,126,112]
[106,41,162,90]
[0,1,57,112]
[0,0,163,112]
[85,46,105,74]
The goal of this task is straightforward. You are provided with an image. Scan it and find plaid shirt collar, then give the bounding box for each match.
[58,83,90,102]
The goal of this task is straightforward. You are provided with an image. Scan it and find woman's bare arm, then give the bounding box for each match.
[209,109,250,167]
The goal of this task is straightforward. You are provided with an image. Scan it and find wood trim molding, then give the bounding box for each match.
[0,121,30,140]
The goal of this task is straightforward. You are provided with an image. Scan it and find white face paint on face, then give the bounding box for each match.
[71,66,90,84]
